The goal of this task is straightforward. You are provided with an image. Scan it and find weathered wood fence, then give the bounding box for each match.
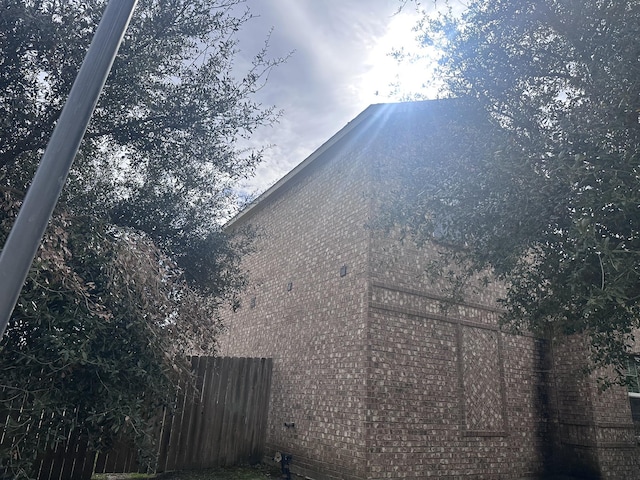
[2,357,272,480]
[158,356,273,472]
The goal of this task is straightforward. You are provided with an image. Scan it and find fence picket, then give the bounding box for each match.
[0,357,272,480]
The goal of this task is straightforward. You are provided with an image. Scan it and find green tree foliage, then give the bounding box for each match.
[0,0,281,476]
[393,1,640,377]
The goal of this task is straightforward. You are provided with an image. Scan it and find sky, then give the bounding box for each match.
[230,0,437,197]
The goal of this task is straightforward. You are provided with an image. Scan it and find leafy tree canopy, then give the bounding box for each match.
[1,0,282,291]
[391,0,640,378]
[0,0,282,476]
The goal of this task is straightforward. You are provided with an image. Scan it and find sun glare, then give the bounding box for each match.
[359,10,439,105]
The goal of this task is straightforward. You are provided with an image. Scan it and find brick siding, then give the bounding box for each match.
[220,100,640,479]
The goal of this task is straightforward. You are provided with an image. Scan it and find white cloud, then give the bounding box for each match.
[232,0,430,195]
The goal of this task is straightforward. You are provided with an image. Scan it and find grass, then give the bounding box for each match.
[93,464,283,480]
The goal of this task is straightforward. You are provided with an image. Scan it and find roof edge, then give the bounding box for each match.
[226,102,387,227]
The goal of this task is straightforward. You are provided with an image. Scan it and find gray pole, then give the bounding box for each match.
[0,0,138,337]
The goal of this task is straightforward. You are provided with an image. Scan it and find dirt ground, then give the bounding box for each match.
[158,465,282,479]
[97,467,590,480]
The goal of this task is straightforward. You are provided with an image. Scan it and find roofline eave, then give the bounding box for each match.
[226,102,386,228]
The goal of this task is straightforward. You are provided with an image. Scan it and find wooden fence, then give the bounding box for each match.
[2,357,273,480]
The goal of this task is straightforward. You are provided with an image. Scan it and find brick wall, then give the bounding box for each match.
[358,102,549,478]
[220,100,640,479]
[550,336,640,479]
[221,136,373,479]
[365,228,548,478]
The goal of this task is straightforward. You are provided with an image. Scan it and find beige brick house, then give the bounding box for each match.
[219,100,639,479]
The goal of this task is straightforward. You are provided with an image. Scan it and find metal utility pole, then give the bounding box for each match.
[0,0,138,337]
